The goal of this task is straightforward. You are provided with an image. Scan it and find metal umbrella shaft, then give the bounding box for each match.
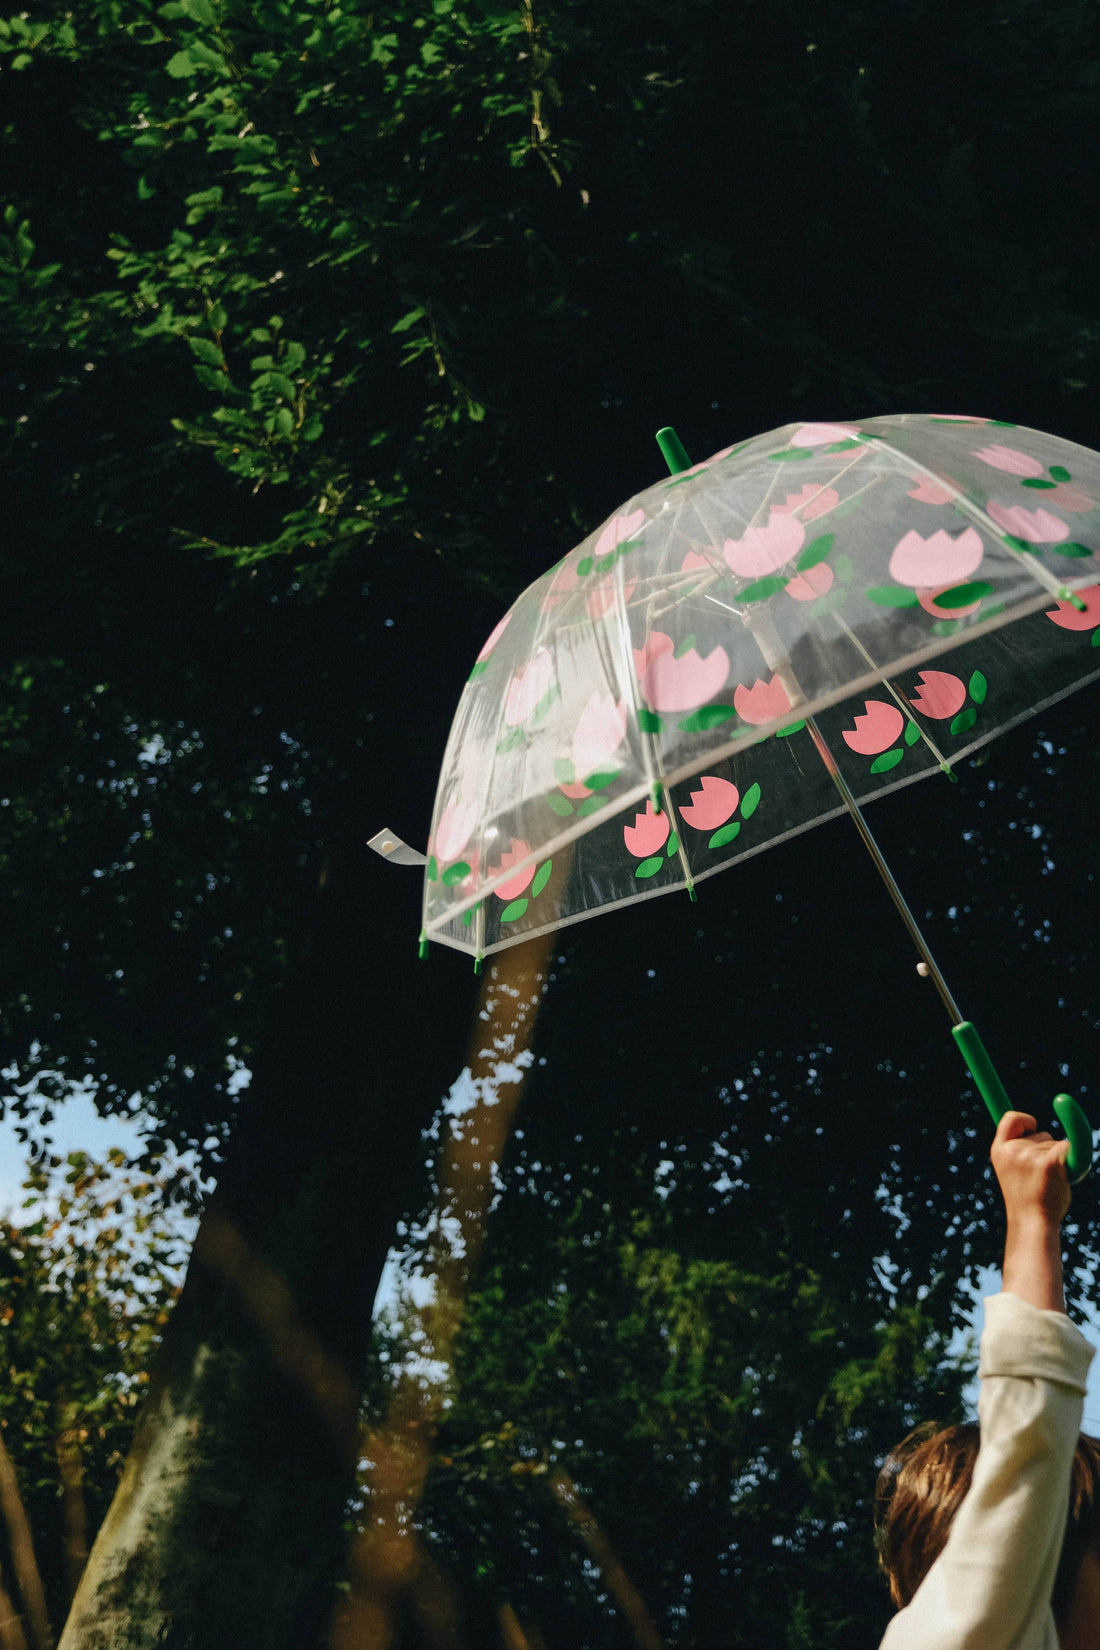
[804,715,1091,1180]
[804,716,962,1024]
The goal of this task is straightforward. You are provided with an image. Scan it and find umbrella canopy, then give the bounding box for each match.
[422,414,1100,960]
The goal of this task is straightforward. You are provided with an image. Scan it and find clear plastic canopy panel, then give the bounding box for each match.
[424,415,1100,957]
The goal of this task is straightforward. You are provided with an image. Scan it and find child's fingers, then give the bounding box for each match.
[992,1112,1070,1164]
[994,1111,1038,1144]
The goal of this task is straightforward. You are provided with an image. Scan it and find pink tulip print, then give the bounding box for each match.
[842,700,905,755]
[587,572,637,620]
[493,838,537,900]
[972,445,1046,477]
[623,801,670,858]
[1050,484,1094,513]
[633,630,675,678]
[540,560,581,614]
[733,675,792,726]
[888,527,984,588]
[1047,585,1100,631]
[681,548,716,573]
[679,776,739,831]
[572,694,627,777]
[592,508,646,559]
[792,423,860,446]
[504,651,554,725]
[723,510,805,578]
[556,692,627,802]
[785,562,834,602]
[476,612,511,661]
[907,477,955,505]
[986,502,1070,544]
[640,639,730,712]
[908,671,967,720]
[435,796,478,863]
[675,445,736,480]
[774,484,840,521]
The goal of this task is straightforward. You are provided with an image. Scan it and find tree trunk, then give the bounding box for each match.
[55,1395,89,1611]
[0,1427,52,1650]
[57,852,478,1650]
[329,934,553,1650]
[0,1569,29,1650]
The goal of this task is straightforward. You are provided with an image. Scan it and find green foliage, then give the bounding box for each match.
[0,0,568,580]
[0,0,592,1136]
[8,0,1097,600]
[388,1177,970,1645]
[0,1149,190,1626]
[365,1007,998,1647]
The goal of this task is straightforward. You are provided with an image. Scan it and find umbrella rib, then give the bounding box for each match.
[804,716,964,1025]
[746,462,784,529]
[743,443,873,528]
[700,589,955,779]
[780,447,877,518]
[471,873,487,963]
[734,580,962,1021]
[686,445,875,564]
[827,610,953,775]
[660,781,695,895]
[615,559,666,795]
[629,575,697,896]
[629,454,880,618]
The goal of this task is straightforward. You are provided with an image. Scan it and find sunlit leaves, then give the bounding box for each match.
[0,0,563,579]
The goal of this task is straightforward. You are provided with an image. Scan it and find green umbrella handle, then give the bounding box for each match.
[952,1020,1093,1184]
[1053,1094,1093,1186]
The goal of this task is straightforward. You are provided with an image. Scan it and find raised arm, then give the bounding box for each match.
[879,1112,1092,1650]
[993,1109,1070,1313]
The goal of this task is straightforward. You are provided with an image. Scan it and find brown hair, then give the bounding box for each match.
[874,1423,1100,1629]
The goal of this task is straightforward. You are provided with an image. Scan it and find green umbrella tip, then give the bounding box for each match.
[1059,587,1090,614]
[655,426,692,476]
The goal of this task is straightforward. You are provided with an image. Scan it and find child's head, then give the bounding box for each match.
[874,1423,1100,1632]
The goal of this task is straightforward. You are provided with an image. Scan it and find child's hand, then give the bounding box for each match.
[992,1111,1070,1313]
[991,1110,1071,1227]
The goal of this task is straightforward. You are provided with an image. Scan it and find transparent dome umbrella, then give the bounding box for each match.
[373,414,1100,1176]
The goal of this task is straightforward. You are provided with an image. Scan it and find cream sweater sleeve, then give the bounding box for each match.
[879,1292,1094,1650]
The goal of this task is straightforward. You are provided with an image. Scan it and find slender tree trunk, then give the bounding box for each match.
[0,1568,29,1650]
[57,853,477,1650]
[547,1472,665,1650]
[0,1427,52,1650]
[54,1397,89,1610]
[329,936,552,1650]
